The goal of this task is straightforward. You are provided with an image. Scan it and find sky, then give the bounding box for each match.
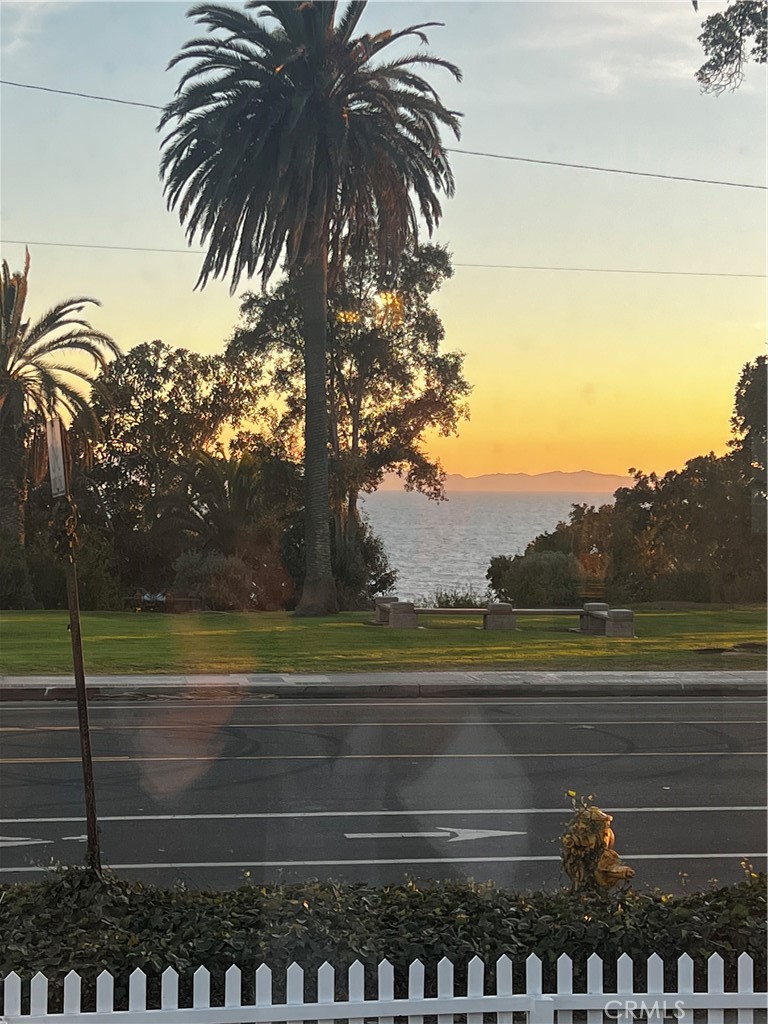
[1,0,765,478]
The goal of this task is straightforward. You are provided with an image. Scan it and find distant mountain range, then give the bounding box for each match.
[378,470,632,493]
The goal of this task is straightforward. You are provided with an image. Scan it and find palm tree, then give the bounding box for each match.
[152,450,290,558]
[159,0,461,614]
[0,251,121,545]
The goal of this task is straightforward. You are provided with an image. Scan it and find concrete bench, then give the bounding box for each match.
[374,597,515,629]
[374,595,401,624]
[375,596,634,636]
[418,604,517,630]
[581,605,635,638]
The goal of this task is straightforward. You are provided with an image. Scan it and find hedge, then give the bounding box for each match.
[0,866,765,1012]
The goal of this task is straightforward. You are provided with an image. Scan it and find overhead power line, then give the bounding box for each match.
[0,79,163,110]
[2,78,765,191]
[454,262,765,279]
[446,147,767,191]
[1,239,764,279]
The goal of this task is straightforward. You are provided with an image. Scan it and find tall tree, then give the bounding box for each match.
[0,251,120,546]
[730,355,767,475]
[88,339,261,589]
[696,0,767,92]
[160,1,462,614]
[729,354,766,540]
[228,243,471,557]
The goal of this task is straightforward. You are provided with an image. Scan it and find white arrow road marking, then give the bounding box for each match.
[344,827,526,843]
[0,835,54,848]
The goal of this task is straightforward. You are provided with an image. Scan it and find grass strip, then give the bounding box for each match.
[0,608,764,674]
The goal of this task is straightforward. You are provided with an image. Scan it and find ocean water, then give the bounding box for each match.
[361,490,614,602]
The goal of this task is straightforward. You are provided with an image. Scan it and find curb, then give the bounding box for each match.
[0,680,765,701]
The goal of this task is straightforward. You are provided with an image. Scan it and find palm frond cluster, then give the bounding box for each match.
[0,252,121,443]
[159,0,462,290]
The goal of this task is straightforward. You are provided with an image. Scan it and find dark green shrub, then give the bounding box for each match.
[0,530,35,609]
[74,528,121,610]
[25,536,67,608]
[172,551,253,610]
[431,586,488,608]
[0,866,764,1013]
[487,551,584,607]
[282,514,398,611]
[246,538,296,610]
[333,516,398,610]
[26,527,121,610]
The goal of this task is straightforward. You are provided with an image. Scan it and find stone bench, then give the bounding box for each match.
[374,597,515,629]
[418,604,518,630]
[581,605,635,638]
[374,596,634,636]
[374,595,402,624]
[377,600,492,629]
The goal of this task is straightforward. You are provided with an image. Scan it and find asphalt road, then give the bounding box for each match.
[1,694,765,892]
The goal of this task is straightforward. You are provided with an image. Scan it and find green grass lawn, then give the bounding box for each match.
[0,607,765,674]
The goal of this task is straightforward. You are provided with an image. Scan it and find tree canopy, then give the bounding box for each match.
[89,339,260,511]
[696,0,767,93]
[84,339,262,590]
[506,357,767,605]
[228,243,471,513]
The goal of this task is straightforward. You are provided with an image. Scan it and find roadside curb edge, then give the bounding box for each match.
[0,681,765,701]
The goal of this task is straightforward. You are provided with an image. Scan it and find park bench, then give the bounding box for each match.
[373,597,513,630]
[373,596,635,636]
[580,603,635,638]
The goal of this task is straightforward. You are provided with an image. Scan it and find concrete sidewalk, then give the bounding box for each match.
[0,670,764,700]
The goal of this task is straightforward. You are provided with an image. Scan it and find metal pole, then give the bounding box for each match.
[62,501,102,874]
[47,415,102,875]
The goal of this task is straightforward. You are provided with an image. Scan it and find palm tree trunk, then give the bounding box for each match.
[0,425,27,545]
[294,250,338,615]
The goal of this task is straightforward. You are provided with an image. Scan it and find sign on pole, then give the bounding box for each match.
[45,416,67,498]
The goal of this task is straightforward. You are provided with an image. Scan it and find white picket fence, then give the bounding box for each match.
[2,953,766,1024]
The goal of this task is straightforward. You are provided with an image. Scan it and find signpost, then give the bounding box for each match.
[45,416,102,873]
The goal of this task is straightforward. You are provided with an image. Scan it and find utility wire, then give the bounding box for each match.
[1,239,764,278]
[2,78,765,191]
[446,147,767,191]
[1,240,194,255]
[454,262,765,279]
[0,80,163,110]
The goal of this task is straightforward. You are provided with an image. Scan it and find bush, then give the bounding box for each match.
[25,536,67,609]
[0,531,35,609]
[172,550,253,611]
[246,539,296,611]
[333,516,398,610]
[0,866,764,1011]
[431,586,488,608]
[281,514,398,611]
[74,528,121,611]
[26,527,121,611]
[487,551,584,607]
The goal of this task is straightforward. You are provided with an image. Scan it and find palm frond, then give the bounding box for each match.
[0,256,119,473]
[160,0,462,290]
[337,1,367,43]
